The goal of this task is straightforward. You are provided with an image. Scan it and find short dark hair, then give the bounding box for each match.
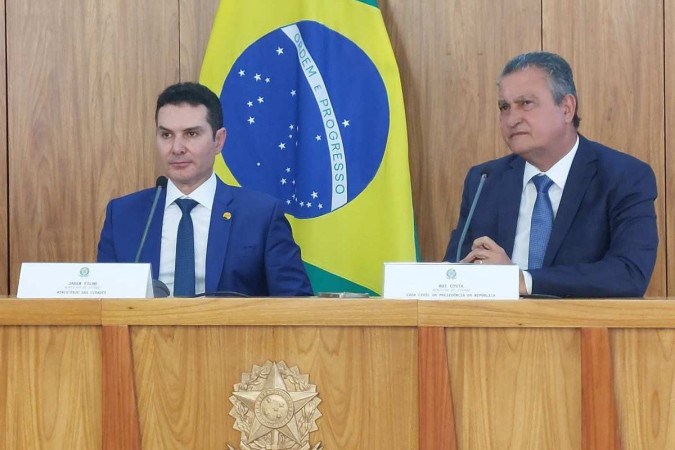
[155,82,223,137]
[500,52,581,128]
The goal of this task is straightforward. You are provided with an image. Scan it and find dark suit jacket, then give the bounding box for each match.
[444,136,658,297]
[97,179,313,297]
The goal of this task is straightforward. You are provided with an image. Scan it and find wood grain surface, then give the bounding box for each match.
[543,0,666,298]
[0,300,100,325]
[0,0,6,295]
[101,298,418,326]
[581,328,620,449]
[419,300,675,328]
[6,0,177,292]
[179,0,220,81]
[0,326,101,448]
[666,0,675,297]
[612,329,675,449]
[130,325,418,449]
[446,327,581,449]
[102,326,141,450]
[419,327,457,449]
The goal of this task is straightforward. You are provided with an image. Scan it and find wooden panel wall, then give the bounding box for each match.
[542,0,666,294]
[5,0,178,292]
[0,326,102,448]
[0,0,6,296]
[131,325,418,448]
[0,0,672,295]
[447,328,581,448]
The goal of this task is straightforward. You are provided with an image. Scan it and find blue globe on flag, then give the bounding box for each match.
[219,20,389,219]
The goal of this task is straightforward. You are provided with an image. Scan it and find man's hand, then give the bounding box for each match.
[461,236,527,295]
[461,236,512,265]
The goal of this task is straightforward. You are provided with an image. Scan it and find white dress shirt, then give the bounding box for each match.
[159,173,217,296]
[512,136,579,294]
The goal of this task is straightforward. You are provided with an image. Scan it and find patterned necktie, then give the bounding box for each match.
[528,175,554,270]
[173,198,199,297]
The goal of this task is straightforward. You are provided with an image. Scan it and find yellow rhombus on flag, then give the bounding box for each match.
[200,0,417,295]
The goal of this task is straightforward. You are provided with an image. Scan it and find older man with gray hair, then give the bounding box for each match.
[444,51,658,298]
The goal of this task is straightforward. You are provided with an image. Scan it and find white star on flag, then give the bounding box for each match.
[342,119,350,127]
[276,47,284,55]
[246,101,253,107]
[290,90,296,96]
[280,178,287,185]
[285,167,291,173]
[254,73,261,81]
[257,96,264,103]
[247,117,255,124]
[278,142,286,150]
[265,78,270,83]
[307,202,312,207]
[315,135,321,141]
[318,203,323,209]
[311,191,318,199]
[238,69,245,77]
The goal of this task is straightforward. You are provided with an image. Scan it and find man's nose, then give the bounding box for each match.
[171,136,186,153]
[503,108,522,128]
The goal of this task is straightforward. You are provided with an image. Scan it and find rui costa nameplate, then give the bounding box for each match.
[383,262,519,300]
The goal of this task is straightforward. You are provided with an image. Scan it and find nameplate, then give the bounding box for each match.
[383,262,519,300]
[17,263,153,299]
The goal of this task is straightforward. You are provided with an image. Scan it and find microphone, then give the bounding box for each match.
[134,176,167,262]
[152,279,170,298]
[134,176,169,298]
[195,291,250,298]
[455,172,488,262]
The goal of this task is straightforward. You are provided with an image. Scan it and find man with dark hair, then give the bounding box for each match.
[98,82,313,297]
[444,52,658,297]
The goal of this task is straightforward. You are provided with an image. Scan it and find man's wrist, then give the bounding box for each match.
[520,270,533,295]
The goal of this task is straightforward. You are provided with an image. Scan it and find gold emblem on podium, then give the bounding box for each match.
[227,361,323,450]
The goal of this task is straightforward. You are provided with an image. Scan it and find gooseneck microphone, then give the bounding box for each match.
[134,176,168,263]
[455,172,488,262]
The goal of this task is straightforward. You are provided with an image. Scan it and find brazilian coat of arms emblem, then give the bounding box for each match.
[228,361,323,450]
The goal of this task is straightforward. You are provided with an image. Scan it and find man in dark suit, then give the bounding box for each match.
[444,52,658,297]
[98,82,313,297]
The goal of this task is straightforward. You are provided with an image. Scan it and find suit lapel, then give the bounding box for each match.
[142,189,166,280]
[544,137,597,266]
[205,181,234,293]
[497,157,525,257]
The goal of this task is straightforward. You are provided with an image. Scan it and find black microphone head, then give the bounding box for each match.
[152,279,170,298]
[156,176,168,189]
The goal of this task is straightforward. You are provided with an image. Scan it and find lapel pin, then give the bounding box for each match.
[223,212,232,220]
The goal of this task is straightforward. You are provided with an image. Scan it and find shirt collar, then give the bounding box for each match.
[165,172,217,210]
[523,135,579,190]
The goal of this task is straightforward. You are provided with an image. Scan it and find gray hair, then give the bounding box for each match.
[500,52,580,128]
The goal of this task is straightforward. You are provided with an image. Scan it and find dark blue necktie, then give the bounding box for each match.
[528,175,554,270]
[173,198,199,297]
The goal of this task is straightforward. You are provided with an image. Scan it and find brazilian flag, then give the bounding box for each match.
[200,0,417,295]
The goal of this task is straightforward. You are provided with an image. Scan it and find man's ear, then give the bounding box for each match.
[214,127,227,152]
[561,94,577,123]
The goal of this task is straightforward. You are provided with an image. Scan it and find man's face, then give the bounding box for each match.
[156,103,225,194]
[498,67,575,162]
